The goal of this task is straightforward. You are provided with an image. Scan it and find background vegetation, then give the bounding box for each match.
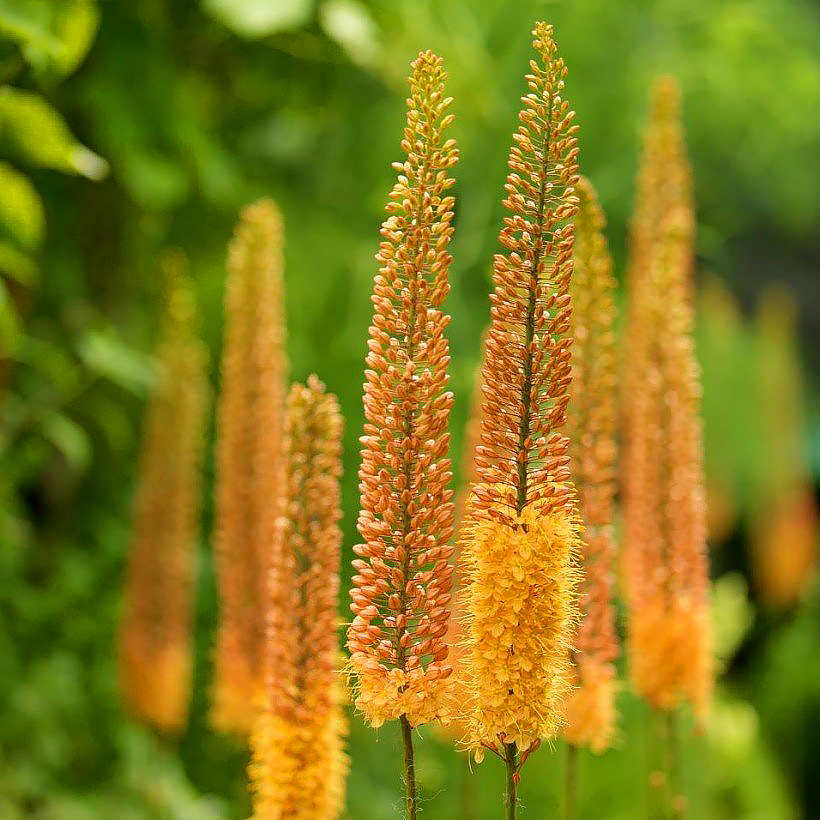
[1,0,818,817]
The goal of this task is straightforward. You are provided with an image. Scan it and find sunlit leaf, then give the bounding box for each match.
[39,411,91,472]
[0,161,44,248]
[49,0,100,77]
[0,276,21,356]
[320,0,381,67]
[76,329,154,395]
[0,241,38,285]
[0,1,62,56]
[0,88,108,179]
[204,0,312,37]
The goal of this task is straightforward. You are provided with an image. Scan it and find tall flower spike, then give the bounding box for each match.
[750,287,818,607]
[562,177,619,754]
[249,376,348,819]
[457,21,582,770]
[623,77,712,720]
[213,200,288,733]
[346,50,458,732]
[119,250,209,733]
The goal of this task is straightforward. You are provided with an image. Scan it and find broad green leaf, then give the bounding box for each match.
[0,88,108,179]
[204,0,312,37]
[0,161,44,248]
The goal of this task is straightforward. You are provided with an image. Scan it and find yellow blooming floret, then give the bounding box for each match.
[460,485,582,758]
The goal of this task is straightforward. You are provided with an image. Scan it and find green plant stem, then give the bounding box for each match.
[504,742,518,820]
[400,714,418,820]
[665,711,684,820]
[565,743,578,820]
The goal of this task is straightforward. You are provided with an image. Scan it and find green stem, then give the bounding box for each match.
[400,714,418,820]
[565,743,578,820]
[504,742,518,820]
[665,712,684,820]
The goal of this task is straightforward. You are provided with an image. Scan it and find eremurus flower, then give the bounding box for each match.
[346,50,458,731]
[623,77,712,720]
[213,200,288,733]
[119,250,209,733]
[456,21,581,769]
[562,177,619,754]
[249,376,348,819]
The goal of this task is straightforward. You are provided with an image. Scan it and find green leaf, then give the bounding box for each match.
[204,0,312,37]
[319,0,381,67]
[39,411,91,473]
[0,88,108,179]
[76,329,154,395]
[46,0,100,78]
[0,1,62,57]
[0,276,20,356]
[0,242,38,285]
[0,161,44,248]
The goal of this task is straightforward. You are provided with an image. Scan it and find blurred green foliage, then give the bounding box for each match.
[0,0,818,817]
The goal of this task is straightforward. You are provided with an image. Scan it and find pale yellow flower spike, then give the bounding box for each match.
[623,77,712,721]
[249,376,348,819]
[563,177,619,754]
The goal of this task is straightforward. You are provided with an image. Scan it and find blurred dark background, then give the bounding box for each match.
[1,0,818,817]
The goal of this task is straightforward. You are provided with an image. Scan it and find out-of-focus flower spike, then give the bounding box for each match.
[213,200,288,734]
[623,77,712,722]
[119,249,210,733]
[562,177,619,754]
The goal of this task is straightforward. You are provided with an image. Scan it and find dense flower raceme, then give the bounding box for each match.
[457,21,581,761]
[346,50,458,729]
[213,200,288,733]
[562,177,619,753]
[249,376,348,819]
[119,251,209,733]
[623,78,712,719]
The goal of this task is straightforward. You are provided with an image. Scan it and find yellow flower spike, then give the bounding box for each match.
[249,377,348,819]
[119,250,210,734]
[455,27,581,814]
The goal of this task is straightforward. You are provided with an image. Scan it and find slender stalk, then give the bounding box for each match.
[565,743,578,820]
[460,757,478,820]
[504,742,519,820]
[400,714,418,820]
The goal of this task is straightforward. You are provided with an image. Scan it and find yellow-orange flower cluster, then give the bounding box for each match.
[213,200,288,733]
[563,177,619,753]
[119,250,209,733]
[623,77,712,720]
[459,487,582,758]
[346,50,458,729]
[457,22,581,761]
[249,376,348,819]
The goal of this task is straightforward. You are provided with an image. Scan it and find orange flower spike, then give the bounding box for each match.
[213,200,288,734]
[119,250,210,733]
[563,177,619,754]
[623,77,712,720]
[458,21,582,763]
[250,377,348,819]
[346,50,459,729]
